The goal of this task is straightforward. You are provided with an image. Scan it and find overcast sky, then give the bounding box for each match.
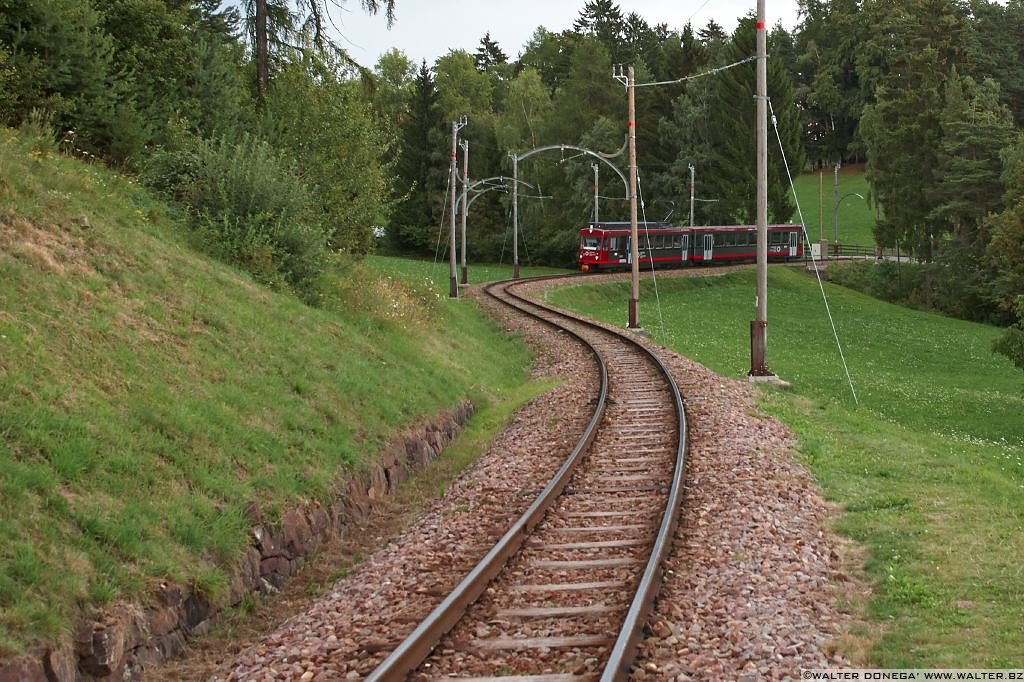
[333,1,802,69]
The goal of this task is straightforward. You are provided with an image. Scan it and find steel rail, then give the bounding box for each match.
[364,276,609,682]
[365,272,688,681]
[500,277,689,682]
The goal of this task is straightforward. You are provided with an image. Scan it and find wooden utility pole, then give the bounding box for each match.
[460,140,469,285]
[627,66,640,329]
[750,0,770,376]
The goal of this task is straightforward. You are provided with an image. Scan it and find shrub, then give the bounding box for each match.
[829,260,924,306]
[143,136,328,301]
[993,297,1024,372]
[18,109,59,158]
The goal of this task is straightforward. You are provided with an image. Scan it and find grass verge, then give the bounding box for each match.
[156,374,559,680]
[546,267,1024,666]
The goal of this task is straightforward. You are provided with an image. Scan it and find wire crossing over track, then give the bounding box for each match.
[366,275,688,681]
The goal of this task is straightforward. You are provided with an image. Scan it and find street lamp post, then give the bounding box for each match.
[833,192,865,247]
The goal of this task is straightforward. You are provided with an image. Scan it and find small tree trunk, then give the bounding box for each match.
[255,0,269,99]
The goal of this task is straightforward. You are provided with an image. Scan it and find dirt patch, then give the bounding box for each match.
[0,212,97,278]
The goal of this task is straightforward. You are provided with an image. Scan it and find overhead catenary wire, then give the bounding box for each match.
[632,55,759,89]
[684,0,715,27]
[434,171,452,268]
[636,169,665,333]
[768,99,859,405]
[499,188,548,268]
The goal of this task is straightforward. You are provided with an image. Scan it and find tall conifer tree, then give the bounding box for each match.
[702,15,804,224]
[390,60,444,253]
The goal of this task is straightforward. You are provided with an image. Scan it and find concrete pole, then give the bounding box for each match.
[627,65,640,329]
[448,121,459,299]
[833,162,841,246]
[818,170,824,242]
[689,163,696,227]
[750,0,769,375]
[512,153,520,280]
[460,140,469,285]
[593,163,600,224]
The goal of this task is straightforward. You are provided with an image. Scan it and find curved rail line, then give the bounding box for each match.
[366,275,688,681]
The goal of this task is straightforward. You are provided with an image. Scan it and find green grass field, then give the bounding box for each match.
[547,268,1024,667]
[366,255,571,292]
[0,128,544,654]
[790,166,876,247]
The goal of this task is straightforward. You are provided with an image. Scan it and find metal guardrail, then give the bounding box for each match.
[831,243,879,258]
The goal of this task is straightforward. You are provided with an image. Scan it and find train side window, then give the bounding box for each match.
[672,234,682,248]
[714,232,726,247]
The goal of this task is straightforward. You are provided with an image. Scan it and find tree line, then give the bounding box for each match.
[1,0,395,301]
[1,0,1022,366]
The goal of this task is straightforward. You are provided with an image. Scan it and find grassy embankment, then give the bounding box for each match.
[790,166,875,247]
[547,268,1024,666]
[0,127,558,654]
[367,255,569,288]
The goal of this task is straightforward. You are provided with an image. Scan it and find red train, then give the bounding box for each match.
[578,221,804,272]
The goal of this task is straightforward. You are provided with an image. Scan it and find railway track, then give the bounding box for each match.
[366,275,688,681]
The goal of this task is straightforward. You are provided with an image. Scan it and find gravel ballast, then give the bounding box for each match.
[218,271,852,681]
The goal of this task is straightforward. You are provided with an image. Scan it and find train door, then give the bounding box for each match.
[681,233,690,262]
[789,231,799,258]
[703,233,713,261]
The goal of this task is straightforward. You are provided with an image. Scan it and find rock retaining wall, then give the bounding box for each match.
[0,401,475,682]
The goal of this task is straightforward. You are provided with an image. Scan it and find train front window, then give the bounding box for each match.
[581,235,601,249]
